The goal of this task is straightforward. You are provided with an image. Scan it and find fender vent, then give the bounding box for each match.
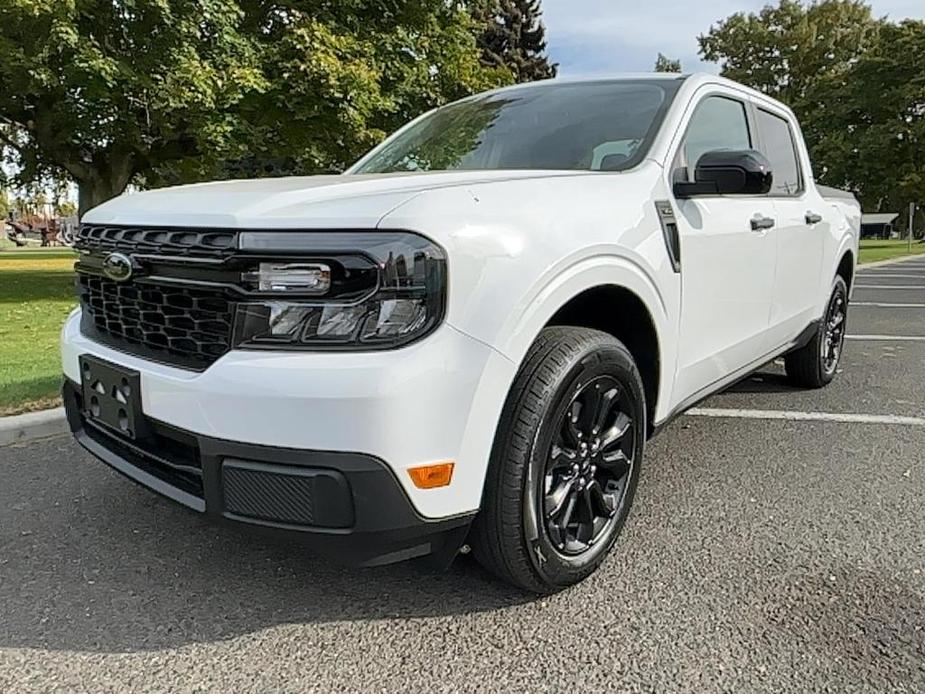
[655,200,681,273]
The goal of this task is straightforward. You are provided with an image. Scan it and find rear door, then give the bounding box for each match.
[670,92,780,402]
[754,106,826,343]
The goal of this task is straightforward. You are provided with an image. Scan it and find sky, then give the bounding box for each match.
[542,0,925,76]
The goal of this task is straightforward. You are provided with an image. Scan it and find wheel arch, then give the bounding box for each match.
[544,285,661,431]
[836,249,855,292]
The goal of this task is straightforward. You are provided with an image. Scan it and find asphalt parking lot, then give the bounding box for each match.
[2,257,924,693]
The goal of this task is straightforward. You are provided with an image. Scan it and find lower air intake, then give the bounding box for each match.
[222,460,354,528]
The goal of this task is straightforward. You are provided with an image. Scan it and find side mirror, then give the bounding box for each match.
[673,149,773,198]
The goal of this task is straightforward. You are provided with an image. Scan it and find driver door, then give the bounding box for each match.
[671,93,779,402]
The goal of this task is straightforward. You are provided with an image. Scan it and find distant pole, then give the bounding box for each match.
[911,202,916,251]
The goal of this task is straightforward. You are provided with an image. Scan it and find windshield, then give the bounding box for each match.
[352,79,683,174]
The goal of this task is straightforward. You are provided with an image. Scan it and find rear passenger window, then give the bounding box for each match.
[756,109,802,196]
[678,96,751,179]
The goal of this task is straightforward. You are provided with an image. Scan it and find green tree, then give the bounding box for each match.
[698,1,911,210]
[699,1,880,105]
[56,200,78,217]
[0,1,508,215]
[654,53,681,73]
[807,20,925,215]
[471,0,557,82]
[0,187,10,219]
[0,0,265,216]
[177,1,509,184]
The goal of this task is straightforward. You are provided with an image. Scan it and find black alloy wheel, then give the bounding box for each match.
[471,327,646,593]
[784,275,849,389]
[821,290,847,376]
[543,375,635,555]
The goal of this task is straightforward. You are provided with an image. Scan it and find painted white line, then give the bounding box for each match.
[854,285,925,290]
[846,334,925,342]
[852,302,925,308]
[855,274,925,279]
[686,407,925,426]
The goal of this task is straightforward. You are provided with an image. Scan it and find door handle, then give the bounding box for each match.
[805,211,823,225]
[750,215,776,231]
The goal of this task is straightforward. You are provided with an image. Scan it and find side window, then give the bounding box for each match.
[756,109,802,196]
[675,96,751,181]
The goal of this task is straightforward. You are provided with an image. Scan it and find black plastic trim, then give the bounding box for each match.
[74,225,449,371]
[649,319,820,438]
[655,200,681,272]
[63,380,474,566]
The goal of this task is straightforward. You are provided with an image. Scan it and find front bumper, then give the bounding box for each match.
[63,381,474,566]
[61,310,517,519]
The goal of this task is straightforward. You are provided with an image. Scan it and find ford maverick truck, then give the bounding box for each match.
[62,74,860,592]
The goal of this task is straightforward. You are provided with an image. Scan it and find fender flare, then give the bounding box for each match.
[490,254,676,424]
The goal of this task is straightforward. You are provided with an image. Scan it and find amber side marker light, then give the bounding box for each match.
[408,462,455,489]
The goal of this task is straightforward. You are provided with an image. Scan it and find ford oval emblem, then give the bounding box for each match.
[102,252,134,282]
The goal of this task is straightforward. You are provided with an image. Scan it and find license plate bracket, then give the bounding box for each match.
[79,355,148,440]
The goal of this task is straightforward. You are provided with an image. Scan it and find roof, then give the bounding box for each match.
[862,213,899,225]
[469,72,795,123]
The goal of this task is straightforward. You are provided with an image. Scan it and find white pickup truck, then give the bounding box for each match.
[62,73,860,592]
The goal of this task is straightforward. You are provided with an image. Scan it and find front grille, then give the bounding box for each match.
[78,274,234,370]
[75,224,237,258]
[75,224,240,370]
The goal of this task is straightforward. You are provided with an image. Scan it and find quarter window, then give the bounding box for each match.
[756,109,802,196]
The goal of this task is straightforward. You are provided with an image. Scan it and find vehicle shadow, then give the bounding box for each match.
[0,440,530,654]
[722,369,803,395]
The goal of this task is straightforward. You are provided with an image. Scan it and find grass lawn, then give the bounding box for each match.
[0,248,77,415]
[858,238,925,265]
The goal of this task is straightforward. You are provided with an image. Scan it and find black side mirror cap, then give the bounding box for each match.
[674,149,773,198]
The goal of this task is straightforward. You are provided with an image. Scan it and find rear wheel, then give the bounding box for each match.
[784,275,848,388]
[471,327,645,593]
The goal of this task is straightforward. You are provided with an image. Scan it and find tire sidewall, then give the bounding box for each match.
[818,276,849,383]
[522,340,646,587]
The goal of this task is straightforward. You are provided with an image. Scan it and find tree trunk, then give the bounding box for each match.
[77,177,129,220]
[75,154,135,219]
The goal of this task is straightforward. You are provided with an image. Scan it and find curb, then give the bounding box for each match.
[858,252,925,269]
[0,407,68,447]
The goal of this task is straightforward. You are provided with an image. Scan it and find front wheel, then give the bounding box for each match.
[784,275,848,388]
[471,327,646,593]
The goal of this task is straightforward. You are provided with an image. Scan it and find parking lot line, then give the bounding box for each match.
[855,274,925,279]
[852,302,925,308]
[846,334,925,342]
[686,407,925,426]
[854,285,925,289]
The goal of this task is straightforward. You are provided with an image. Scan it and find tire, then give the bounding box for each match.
[471,327,646,593]
[784,275,848,389]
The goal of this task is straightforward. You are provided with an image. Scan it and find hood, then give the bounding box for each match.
[82,171,578,229]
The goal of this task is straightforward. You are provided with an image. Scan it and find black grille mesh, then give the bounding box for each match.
[223,466,317,526]
[74,224,240,370]
[76,224,237,258]
[78,274,233,370]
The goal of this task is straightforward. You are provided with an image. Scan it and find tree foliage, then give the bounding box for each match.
[0,188,10,219]
[699,1,923,217]
[0,1,510,215]
[699,0,879,105]
[654,53,681,73]
[0,0,266,215]
[806,20,925,215]
[471,0,557,83]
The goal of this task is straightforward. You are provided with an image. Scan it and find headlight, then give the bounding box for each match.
[231,231,446,350]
